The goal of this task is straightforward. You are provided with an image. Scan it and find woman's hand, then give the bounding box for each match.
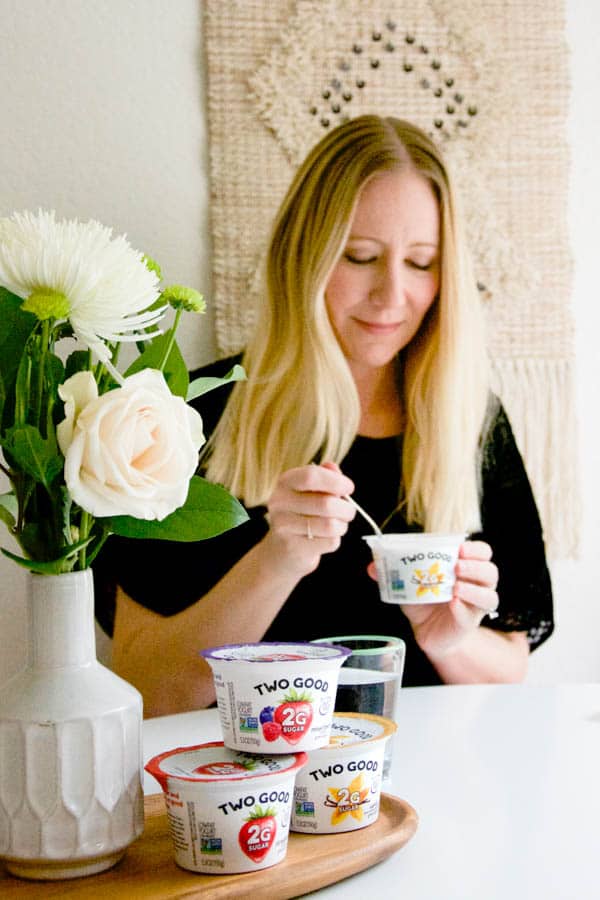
[262,461,356,578]
[368,540,499,656]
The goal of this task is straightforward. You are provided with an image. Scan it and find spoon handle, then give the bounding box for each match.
[344,494,382,535]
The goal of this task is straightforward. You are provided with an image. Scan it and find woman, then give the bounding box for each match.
[95,115,553,716]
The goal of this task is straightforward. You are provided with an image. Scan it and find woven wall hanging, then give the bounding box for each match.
[203,0,579,559]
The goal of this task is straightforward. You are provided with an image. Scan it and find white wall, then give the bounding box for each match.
[0,0,598,686]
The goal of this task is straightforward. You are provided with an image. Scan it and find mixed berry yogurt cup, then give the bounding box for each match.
[200,642,351,753]
[291,712,397,834]
[145,741,306,874]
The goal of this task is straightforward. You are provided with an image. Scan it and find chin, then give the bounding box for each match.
[348,349,401,371]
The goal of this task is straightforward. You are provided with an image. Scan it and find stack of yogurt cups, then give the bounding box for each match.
[145,641,397,875]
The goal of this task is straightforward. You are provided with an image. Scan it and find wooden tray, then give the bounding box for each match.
[0,791,418,898]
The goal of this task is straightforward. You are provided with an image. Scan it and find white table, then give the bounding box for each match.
[143,684,600,900]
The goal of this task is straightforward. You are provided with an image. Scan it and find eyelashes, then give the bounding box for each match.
[343,253,434,271]
[407,261,434,271]
[344,253,377,265]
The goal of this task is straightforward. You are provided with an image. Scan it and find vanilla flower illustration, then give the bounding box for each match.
[0,209,164,362]
[326,774,369,827]
[412,562,445,597]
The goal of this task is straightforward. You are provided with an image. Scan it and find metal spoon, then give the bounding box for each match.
[344,494,382,535]
[309,463,383,535]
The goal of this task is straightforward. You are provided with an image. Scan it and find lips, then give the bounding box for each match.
[354,318,403,335]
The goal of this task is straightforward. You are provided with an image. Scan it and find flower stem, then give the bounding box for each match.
[34,319,50,433]
[157,307,183,371]
[85,528,110,568]
[79,510,91,569]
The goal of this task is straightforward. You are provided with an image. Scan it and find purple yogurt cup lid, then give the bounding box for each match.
[200,641,352,663]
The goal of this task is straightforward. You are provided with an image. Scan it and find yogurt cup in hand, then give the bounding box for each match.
[364,532,465,605]
[201,642,351,753]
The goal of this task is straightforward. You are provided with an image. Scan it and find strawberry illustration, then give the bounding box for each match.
[238,805,277,863]
[273,689,314,744]
[193,759,256,776]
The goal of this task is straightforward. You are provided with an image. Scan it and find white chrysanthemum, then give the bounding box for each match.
[0,209,165,362]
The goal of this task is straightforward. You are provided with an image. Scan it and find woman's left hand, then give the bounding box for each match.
[369,540,499,656]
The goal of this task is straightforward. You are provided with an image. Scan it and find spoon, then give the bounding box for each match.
[344,494,382,535]
[309,463,383,535]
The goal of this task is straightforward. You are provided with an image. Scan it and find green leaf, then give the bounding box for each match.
[1,535,93,574]
[2,425,63,488]
[186,364,246,402]
[104,475,249,541]
[124,331,189,398]
[0,548,64,574]
[0,492,17,531]
[44,351,65,435]
[13,330,35,428]
[64,349,92,381]
[0,288,37,393]
[45,351,65,392]
[0,371,5,427]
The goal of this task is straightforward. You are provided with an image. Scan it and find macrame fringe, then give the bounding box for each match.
[491,358,581,561]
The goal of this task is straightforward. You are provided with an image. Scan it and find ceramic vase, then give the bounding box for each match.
[0,569,144,880]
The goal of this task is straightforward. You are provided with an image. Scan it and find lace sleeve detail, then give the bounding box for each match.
[476,401,554,651]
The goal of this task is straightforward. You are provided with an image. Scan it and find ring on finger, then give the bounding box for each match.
[306,518,314,540]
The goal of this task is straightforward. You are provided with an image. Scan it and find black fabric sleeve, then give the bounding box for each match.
[473,403,554,650]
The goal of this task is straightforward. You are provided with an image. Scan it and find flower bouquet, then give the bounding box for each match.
[0,209,248,879]
[0,209,248,572]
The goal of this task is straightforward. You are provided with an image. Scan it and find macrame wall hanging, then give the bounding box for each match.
[203,0,579,559]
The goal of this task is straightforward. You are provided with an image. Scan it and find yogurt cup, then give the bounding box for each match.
[291,712,396,834]
[364,532,466,604]
[145,741,306,874]
[201,642,351,753]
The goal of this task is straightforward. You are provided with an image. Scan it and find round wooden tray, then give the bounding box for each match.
[1,791,418,898]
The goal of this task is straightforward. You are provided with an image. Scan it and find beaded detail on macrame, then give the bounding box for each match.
[308,20,478,143]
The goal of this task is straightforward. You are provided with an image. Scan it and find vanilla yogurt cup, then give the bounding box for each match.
[145,741,306,874]
[291,712,396,834]
[200,642,351,753]
[364,532,466,604]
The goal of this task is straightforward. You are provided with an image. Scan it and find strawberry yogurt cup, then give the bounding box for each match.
[200,642,351,753]
[290,712,397,834]
[145,741,306,874]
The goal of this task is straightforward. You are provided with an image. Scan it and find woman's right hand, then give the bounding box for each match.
[263,461,356,578]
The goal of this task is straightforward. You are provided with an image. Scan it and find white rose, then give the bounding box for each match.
[57,369,205,520]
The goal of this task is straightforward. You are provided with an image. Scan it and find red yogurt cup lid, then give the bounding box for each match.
[145,741,307,791]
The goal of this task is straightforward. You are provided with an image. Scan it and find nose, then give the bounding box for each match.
[369,259,406,308]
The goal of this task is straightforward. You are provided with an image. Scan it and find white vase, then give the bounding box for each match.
[0,569,144,880]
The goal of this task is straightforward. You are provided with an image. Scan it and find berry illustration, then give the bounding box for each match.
[261,720,283,742]
[238,806,277,863]
[273,690,314,744]
[259,705,275,724]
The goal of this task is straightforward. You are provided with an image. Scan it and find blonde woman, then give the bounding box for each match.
[95,116,553,716]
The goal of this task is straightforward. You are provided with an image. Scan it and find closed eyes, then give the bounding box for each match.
[407,260,435,271]
[344,252,377,265]
[344,253,435,271]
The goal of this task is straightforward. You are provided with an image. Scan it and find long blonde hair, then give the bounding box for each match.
[205,115,491,533]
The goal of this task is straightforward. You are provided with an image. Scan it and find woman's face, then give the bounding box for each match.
[325,169,440,379]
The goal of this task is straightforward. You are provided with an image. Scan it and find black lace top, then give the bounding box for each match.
[94,358,554,687]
